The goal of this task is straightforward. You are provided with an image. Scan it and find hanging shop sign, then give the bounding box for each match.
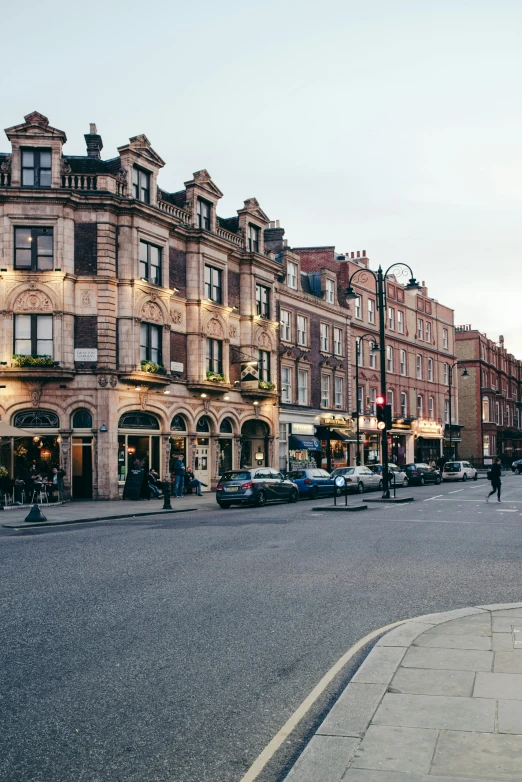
[320,416,347,427]
[414,420,444,437]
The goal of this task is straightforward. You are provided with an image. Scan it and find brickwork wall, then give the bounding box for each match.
[74,223,97,275]
[169,247,187,295]
[227,270,240,308]
[170,331,187,379]
[74,315,98,370]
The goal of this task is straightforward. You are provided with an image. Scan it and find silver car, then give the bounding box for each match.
[330,466,381,494]
[216,468,299,508]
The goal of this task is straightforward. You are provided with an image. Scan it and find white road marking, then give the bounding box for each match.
[449,489,464,494]
[425,495,443,501]
[497,509,518,513]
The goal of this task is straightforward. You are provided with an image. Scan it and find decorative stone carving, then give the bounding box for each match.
[163,324,171,331]
[0,310,13,319]
[14,291,52,312]
[116,168,127,184]
[23,381,44,407]
[207,318,224,338]
[98,375,108,387]
[0,155,11,173]
[229,325,238,338]
[171,309,182,324]
[140,392,149,410]
[141,301,162,323]
[60,158,72,176]
[257,330,271,349]
[54,310,63,320]
[80,291,92,307]
[109,376,117,388]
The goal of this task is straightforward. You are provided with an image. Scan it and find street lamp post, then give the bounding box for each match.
[354,333,380,466]
[345,264,421,498]
[447,362,468,460]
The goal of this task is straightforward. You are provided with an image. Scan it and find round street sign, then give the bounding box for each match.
[334,475,346,487]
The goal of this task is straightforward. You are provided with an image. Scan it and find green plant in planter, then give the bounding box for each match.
[12,354,55,367]
[0,466,8,479]
[140,360,167,375]
[206,371,226,382]
[258,380,276,390]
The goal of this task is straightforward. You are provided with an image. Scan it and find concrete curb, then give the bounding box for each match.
[283,603,522,781]
[313,505,367,513]
[364,497,415,504]
[2,507,197,528]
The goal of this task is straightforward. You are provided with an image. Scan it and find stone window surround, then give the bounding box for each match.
[321,371,333,409]
[281,362,293,403]
[202,256,227,305]
[135,227,169,289]
[4,214,62,273]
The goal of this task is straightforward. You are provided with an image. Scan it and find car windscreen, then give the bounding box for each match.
[333,468,354,476]
[221,471,251,481]
[288,471,305,480]
[444,463,460,470]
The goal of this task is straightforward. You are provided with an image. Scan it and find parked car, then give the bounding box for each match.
[330,466,381,494]
[216,468,299,508]
[404,463,442,486]
[368,463,408,488]
[287,468,337,499]
[442,460,478,482]
[512,459,522,474]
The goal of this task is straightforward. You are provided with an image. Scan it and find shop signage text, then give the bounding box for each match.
[291,423,315,435]
[74,348,97,362]
[171,361,184,373]
[321,416,347,427]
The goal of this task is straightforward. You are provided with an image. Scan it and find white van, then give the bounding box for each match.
[442,461,478,482]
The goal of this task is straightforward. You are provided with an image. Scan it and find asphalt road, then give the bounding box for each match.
[2,474,522,782]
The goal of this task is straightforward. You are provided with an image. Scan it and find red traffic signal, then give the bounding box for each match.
[376,395,385,405]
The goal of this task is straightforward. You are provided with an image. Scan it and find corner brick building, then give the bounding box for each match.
[294,248,459,465]
[0,111,287,499]
[455,326,522,464]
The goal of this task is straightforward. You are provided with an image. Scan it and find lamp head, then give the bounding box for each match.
[461,367,469,377]
[344,285,358,300]
[405,277,421,290]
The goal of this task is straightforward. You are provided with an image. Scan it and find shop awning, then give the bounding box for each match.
[332,428,357,443]
[288,434,323,452]
[416,433,443,440]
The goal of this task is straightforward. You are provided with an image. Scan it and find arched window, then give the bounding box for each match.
[118,411,159,430]
[220,418,233,434]
[72,409,93,428]
[171,415,187,432]
[14,410,59,428]
[482,397,489,422]
[196,416,211,433]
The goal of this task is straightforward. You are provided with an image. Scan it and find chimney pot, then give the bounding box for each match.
[362,250,366,256]
[84,125,103,159]
[357,251,360,258]
[351,252,355,258]
[89,123,97,134]
[276,219,280,228]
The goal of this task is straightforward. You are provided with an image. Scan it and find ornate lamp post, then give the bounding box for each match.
[345,264,421,498]
[354,333,380,466]
[447,362,468,460]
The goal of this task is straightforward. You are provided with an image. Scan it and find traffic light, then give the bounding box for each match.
[376,395,386,429]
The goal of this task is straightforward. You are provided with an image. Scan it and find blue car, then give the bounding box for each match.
[287,468,338,499]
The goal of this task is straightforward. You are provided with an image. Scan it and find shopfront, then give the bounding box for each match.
[218,418,234,474]
[317,416,355,471]
[279,414,322,472]
[169,414,187,471]
[354,415,381,466]
[118,411,161,488]
[241,419,269,469]
[412,419,444,463]
[388,421,413,466]
[11,409,61,478]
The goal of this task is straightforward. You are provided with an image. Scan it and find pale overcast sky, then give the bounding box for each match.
[2,0,521,354]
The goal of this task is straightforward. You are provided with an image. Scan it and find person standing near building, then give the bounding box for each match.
[486,457,502,503]
[173,456,186,498]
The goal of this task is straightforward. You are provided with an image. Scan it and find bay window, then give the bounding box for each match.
[14,314,53,357]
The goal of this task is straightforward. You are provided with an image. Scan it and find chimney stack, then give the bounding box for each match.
[84,123,103,159]
[264,221,286,253]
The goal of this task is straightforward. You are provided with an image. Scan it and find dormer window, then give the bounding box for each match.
[21,148,51,187]
[133,166,150,204]
[248,224,259,253]
[325,278,335,304]
[287,261,298,290]
[197,198,211,230]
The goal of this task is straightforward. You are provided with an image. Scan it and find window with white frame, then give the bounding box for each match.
[483,434,490,456]
[297,315,307,346]
[482,397,489,422]
[387,389,394,415]
[443,362,449,385]
[356,337,362,367]
[425,321,431,343]
[321,375,331,408]
[280,310,291,342]
[417,394,423,418]
[335,376,343,409]
[401,391,407,418]
[281,366,292,403]
[14,314,53,357]
[197,198,211,230]
[417,318,423,340]
[287,261,298,290]
[325,278,335,304]
[258,349,271,382]
[370,387,376,415]
[397,310,404,333]
[355,296,362,319]
[400,349,407,376]
[387,345,393,372]
[320,323,330,352]
[334,327,342,356]
[445,400,450,423]
[248,224,260,253]
[369,342,377,369]
[298,369,308,405]
[368,299,375,324]
[388,307,395,330]
[416,354,422,380]
[357,386,363,414]
[428,396,434,419]
[443,328,448,349]
[427,358,433,382]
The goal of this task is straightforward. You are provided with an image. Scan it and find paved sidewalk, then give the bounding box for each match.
[1,492,217,527]
[285,603,522,781]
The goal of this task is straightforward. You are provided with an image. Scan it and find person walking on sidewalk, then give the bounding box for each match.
[173,456,186,497]
[486,457,502,502]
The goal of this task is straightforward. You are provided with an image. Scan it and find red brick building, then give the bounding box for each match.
[455,327,522,465]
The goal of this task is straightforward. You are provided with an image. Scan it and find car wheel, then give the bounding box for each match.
[289,489,298,503]
[462,473,468,482]
[378,479,383,490]
[218,502,231,509]
[435,476,441,485]
[403,477,408,487]
[256,490,266,507]
[473,473,478,481]
[420,476,425,486]
[357,482,364,494]
[309,486,319,501]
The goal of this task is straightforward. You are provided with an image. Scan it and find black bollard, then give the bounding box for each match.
[25,504,47,522]
[162,479,172,510]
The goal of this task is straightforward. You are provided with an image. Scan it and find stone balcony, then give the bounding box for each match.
[0,363,75,381]
[187,378,232,395]
[240,380,278,399]
[118,369,171,388]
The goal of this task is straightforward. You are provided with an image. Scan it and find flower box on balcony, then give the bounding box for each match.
[12,354,57,367]
[206,371,227,383]
[258,380,276,391]
[140,360,167,375]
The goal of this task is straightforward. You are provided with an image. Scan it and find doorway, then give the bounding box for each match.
[72,437,93,499]
[194,438,211,490]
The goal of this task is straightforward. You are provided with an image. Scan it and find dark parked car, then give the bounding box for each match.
[216,468,299,508]
[288,468,337,499]
[404,463,441,486]
[512,460,522,474]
